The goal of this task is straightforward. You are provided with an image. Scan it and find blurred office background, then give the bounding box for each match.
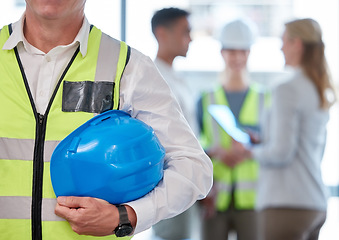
[2,0,338,239]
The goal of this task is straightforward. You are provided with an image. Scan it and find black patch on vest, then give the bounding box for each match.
[62,81,114,113]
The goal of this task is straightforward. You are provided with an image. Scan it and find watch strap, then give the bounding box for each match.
[114,205,133,237]
[116,205,130,225]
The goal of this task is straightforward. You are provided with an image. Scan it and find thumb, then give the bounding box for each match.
[57,196,87,208]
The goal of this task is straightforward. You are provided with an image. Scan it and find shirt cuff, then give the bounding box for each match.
[125,193,155,234]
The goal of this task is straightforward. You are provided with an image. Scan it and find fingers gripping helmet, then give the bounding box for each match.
[50,110,165,204]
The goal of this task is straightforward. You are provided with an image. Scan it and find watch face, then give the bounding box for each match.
[115,224,133,237]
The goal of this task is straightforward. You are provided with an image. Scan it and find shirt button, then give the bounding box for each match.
[39,91,45,97]
[45,55,51,62]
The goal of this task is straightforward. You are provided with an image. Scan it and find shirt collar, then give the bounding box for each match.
[76,17,90,57]
[3,13,91,57]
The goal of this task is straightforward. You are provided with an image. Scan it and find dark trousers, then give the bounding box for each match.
[259,208,326,240]
[201,208,259,240]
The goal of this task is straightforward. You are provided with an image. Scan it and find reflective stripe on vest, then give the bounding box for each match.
[0,138,59,161]
[0,24,131,240]
[201,86,260,211]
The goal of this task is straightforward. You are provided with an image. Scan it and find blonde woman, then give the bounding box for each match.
[240,18,336,240]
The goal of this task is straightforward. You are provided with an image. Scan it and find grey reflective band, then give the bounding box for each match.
[0,138,33,160]
[0,138,59,162]
[236,181,257,191]
[215,181,232,192]
[0,196,65,221]
[216,181,256,192]
[44,140,61,162]
[95,34,121,81]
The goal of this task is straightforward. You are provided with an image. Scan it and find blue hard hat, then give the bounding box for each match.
[50,110,165,204]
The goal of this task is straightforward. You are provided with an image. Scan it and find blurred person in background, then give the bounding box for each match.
[151,7,200,240]
[152,7,198,137]
[237,18,336,240]
[197,18,269,240]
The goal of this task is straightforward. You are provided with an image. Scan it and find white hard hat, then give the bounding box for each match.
[219,18,258,50]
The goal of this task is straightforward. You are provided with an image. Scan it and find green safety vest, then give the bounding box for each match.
[201,85,265,211]
[0,24,132,240]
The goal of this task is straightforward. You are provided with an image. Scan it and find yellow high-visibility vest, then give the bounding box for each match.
[201,85,266,211]
[0,24,131,240]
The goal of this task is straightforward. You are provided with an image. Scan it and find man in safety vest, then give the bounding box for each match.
[0,1,213,239]
[197,18,269,240]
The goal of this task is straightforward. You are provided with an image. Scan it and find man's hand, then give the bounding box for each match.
[55,197,136,236]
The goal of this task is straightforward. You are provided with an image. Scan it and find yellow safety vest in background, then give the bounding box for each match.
[0,24,131,240]
[201,86,264,211]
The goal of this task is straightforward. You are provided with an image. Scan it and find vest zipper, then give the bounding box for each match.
[14,45,80,240]
[31,113,46,240]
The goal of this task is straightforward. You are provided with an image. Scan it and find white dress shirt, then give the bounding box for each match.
[154,58,199,137]
[3,14,213,234]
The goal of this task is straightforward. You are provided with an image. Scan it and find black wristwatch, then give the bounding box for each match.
[114,205,134,237]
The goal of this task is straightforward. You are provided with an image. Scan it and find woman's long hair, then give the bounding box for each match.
[285,18,336,109]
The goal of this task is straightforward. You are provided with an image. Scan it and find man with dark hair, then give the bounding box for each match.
[151,7,200,240]
[151,7,198,137]
[151,8,191,67]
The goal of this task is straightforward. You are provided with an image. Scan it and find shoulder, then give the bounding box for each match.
[269,76,299,111]
[126,48,156,75]
[272,69,319,111]
[277,69,315,97]
[100,31,150,64]
[274,69,302,94]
